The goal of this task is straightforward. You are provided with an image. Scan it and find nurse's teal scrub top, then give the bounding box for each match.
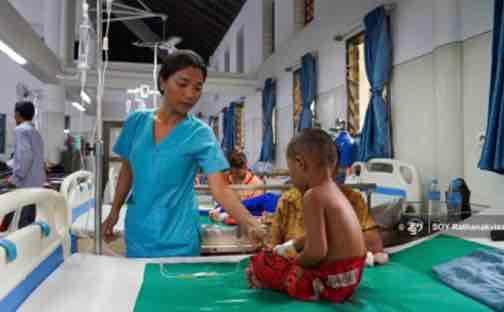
[113,110,229,258]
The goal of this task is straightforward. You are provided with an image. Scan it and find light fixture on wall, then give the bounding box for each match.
[80,91,91,104]
[0,40,27,65]
[72,101,86,112]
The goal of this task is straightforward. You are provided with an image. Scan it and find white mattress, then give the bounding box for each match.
[20,254,248,312]
[21,209,504,312]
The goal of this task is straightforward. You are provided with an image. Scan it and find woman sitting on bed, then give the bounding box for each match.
[208,151,270,223]
[226,151,264,200]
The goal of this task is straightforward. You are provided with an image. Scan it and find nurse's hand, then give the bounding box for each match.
[102,212,119,243]
[246,220,268,246]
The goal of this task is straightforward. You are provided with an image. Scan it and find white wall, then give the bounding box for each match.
[200,0,501,208]
[211,0,264,74]
[8,0,44,37]
[275,0,296,50]
[244,92,262,163]
[461,0,494,40]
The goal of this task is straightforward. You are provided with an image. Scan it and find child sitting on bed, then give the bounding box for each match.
[247,129,367,303]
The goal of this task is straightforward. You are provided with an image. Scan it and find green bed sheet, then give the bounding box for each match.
[134,235,495,312]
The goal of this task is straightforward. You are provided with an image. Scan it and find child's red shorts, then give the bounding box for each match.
[249,250,365,303]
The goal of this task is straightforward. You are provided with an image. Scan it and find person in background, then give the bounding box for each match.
[226,150,264,200]
[0,101,46,231]
[208,150,266,223]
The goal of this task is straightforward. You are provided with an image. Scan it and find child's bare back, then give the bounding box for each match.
[304,181,366,263]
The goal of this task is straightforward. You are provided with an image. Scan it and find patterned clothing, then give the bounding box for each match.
[227,171,264,200]
[270,186,377,246]
[250,250,365,302]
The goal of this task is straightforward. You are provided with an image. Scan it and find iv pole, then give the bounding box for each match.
[94,0,104,255]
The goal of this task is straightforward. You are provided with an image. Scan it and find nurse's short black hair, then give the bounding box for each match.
[158,50,207,95]
[15,101,35,121]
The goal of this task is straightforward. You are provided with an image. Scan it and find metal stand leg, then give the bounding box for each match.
[94,0,104,255]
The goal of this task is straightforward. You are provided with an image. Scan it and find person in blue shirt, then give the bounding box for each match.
[1,101,46,231]
[102,50,265,257]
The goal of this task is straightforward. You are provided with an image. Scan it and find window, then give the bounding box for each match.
[224,49,230,72]
[293,68,302,133]
[234,102,245,151]
[64,115,71,131]
[236,27,245,73]
[346,33,371,136]
[304,0,315,25]
[210,116,219,139]
[293,68,317,133]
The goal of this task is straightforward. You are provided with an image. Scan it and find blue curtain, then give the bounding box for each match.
[221,104,236,155]
[298,53,317,131]
[479,0,504,174]
[358,6,393,162]
[259,78,276,162]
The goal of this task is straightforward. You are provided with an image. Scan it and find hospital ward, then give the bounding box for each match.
[1,0,504,311]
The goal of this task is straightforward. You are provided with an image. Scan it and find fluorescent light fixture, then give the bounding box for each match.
[72,101,86,112]
[80,91,91,104]
[0,40,27,65]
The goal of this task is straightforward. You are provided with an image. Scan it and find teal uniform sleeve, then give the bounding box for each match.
[113,112,143,161]
[195,126,229,175]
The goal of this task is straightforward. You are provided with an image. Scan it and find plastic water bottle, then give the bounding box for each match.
[428,178,441,220]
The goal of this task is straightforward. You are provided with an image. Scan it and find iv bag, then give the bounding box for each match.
[78,4,91,70]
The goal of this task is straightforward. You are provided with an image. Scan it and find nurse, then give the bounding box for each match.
[102,50,264,257]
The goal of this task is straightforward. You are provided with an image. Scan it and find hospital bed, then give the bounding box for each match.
[63,171,253,255]
[1,187,504,311]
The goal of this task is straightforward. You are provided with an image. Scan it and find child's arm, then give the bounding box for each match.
[297,190,327,267]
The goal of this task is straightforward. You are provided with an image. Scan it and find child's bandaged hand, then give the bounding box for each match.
[273,240,297,259]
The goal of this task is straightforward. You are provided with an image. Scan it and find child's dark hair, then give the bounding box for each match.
[228,150,247,169]
[287,129,338,168]
[158,50,207,95]
[15,101,35,121]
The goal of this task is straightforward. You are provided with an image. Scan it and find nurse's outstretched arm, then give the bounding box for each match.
[102,159,133,243]
[207,173,266,243]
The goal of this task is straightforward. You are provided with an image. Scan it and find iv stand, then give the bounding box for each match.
[94,0,104,255]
